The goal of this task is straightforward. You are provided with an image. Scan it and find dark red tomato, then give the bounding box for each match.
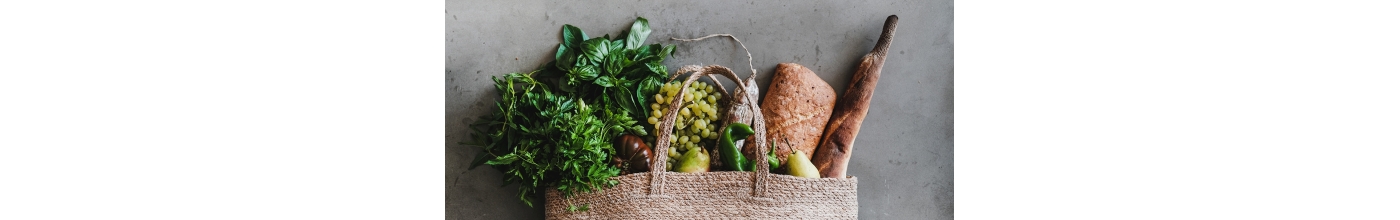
[613,134,653,173]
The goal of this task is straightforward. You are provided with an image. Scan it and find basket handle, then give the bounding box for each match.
[648,64,773,198]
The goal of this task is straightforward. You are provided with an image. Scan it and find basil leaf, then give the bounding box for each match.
[572,65,599,81]
[556,47,576,70]
[646,62,667,76]
[635,76,661,111]
[555,43,567,60]
[593,75,614,87]
[619,67,646,78]
[469,17,672,208]
[562,24,586,48]
[632,44,657,60]
[605,51,628,76]
[631,55,657,66]
[610,79,641,116]
[610,39,624,54]
[659,44,676,60]
[582,38,609,63]
[626,17,651,50]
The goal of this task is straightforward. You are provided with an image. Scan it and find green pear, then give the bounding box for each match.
[675,148,710,173]
[786,150,820,178]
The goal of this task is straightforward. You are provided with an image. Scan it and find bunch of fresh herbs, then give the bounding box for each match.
[467,17,675,207]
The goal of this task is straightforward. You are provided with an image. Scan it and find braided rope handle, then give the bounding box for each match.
[647,64,771,197]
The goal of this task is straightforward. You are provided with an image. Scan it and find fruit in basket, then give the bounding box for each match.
[647,80,724,171]
[612,134,652,174]
[786,150,820,178]
[675,147,710,173]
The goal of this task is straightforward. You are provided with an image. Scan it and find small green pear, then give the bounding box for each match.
[675,148,710,173]
[786,150,820,178]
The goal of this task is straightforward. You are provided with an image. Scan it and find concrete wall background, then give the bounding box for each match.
[447,0,952,219]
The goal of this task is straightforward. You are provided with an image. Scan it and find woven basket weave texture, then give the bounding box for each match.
[545,172,857,219]
[544,65,859,220]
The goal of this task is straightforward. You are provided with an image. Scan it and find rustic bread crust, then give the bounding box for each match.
[749,63,836,165]
[810,15,898,178]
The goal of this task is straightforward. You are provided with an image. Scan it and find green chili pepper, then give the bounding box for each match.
[767,139,780,172]
[718,123,755,171]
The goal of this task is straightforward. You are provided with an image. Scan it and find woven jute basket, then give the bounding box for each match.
[544,64,859,219]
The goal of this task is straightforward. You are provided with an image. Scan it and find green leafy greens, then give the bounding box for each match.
[468,17,676,207]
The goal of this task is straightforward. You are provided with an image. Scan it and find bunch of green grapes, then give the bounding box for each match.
[646,81,724,171]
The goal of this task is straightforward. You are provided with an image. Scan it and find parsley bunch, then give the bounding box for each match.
[468,17,675,207]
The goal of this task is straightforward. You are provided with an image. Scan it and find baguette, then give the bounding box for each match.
[810,15,898,178]
[751,63,837,165]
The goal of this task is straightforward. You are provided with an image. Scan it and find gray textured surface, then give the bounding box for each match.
[446,1,952,219]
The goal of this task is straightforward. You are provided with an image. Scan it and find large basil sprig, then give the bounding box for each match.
[468,17,675,207]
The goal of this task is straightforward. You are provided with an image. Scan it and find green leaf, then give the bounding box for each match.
[556,47,577,70]
[571,65,599,81]
[555,43,567,60]
[611,85,639,116]
[468,149,493,169]
[562,24,586,48]
[581,38,609,63]
[469,18,678,208]
[520,195,534,207]
[630,55,658,68]
[646,62,667,76]
[611,39,625,53]
[632,44,657,60]
[626,17,651,50]
[635,76,661,111]
[605,51,628,76]
[485,153,519,165]
[593,75,614,87]
[659,44,676,60]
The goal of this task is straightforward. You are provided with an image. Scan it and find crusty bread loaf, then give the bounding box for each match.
[811,15,898,178]
[748,63,836,165]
